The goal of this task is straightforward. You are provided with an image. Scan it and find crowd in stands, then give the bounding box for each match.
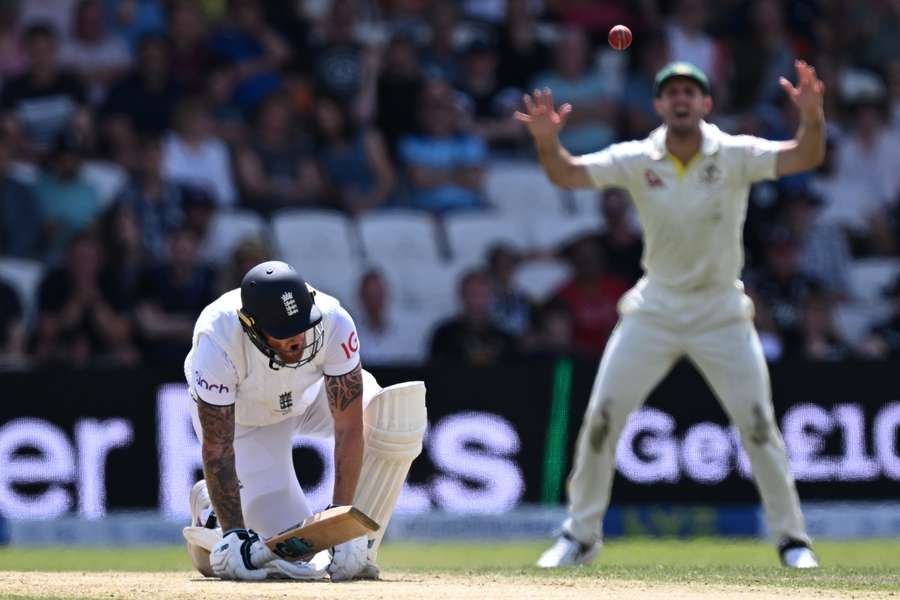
[1,0,900,370]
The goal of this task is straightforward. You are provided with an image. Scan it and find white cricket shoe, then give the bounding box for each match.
[536,533,601,568]
[189,479,217,529]
[779,539,819,569]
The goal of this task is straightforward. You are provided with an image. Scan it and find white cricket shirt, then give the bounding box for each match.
[580,121,781,293]
[184,287,361,427]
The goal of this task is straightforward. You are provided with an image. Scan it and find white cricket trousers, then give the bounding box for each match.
[190,370,381,538]
[563,279,809,546]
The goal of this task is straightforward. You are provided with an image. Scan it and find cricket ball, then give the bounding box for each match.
[608,25,632,51]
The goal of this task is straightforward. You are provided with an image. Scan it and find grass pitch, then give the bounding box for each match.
[1,538,898,599]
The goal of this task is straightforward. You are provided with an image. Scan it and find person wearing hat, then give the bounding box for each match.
[181,261,427,582]
[516,59,826,569]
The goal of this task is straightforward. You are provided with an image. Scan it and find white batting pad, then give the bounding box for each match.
[353,381,427,559]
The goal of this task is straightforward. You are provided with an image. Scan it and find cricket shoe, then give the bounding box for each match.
[778,538,819,569]
[189,479,218,529]
[536,532,601,568]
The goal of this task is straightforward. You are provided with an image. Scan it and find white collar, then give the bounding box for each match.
[647,120,721,160]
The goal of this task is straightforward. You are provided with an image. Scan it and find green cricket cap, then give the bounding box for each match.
[653,61,710,97]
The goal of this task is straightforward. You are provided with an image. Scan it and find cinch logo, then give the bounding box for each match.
[195,370,230,394]
[282,292,298,316]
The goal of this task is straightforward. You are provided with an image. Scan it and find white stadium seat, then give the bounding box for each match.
[0,257,44,325]
[485,162,565,217]
[272,209,360,266]
[81,160,128,208]
[530,214,603,252]
[199,209,269,265]
[375,260,463,322]
[848,258,900,302]
[358,209,442,263]
[512,258,573,303]
[444,211,531,267]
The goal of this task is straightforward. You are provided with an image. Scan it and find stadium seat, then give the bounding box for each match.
[484,162,565,217]
[357,209,442,264]
[198,209,269,265]
[81,161,128,208]
[272,209,360,267]
[834,301,889,348]
[374,260,463,322]
[0,257,44,326]
[512,258,573,303]
[444,212,531,267]
[848,258,900,302]
[530,214,603,252]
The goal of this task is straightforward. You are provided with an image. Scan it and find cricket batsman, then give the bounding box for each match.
[516,60,825,569]
[181,260,427,581]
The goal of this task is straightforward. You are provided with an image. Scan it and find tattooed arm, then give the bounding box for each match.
[197,399,244,531]
[325,363,364,505]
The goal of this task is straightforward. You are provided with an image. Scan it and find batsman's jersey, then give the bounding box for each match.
[184,288,360,427]
[580,121,781,293]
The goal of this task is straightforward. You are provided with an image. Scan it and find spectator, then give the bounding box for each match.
[33,231,138,367]
[495,0,552,91]
[105,0,167,51]
[0,0,26,79]
[235,91,323,215]
[529,297,575,356]
[376,33,425,156]
[61,0,132,104]
[530,27,617,154]
[860,276,900,359]
[211,0,290,110]
[33,130,102,262]
[592,187,643,285]
[315,95,395,215]
[167,0,212,92]
[101,33,183,138]
[115,134,185,262]
[486,243,533,338]
[398,79,487,213]
[665,0,724,86]
[728,0,795,111]
[420,2,462,84]
[622,32,669,138]
[552,236,629,356]
[214,235,270,295]
[745,227,824,361]
[19,0,78,42]
[0,22,90,158]
[778,189,852,302]
[429,269,518,366]
[0,275,26,369]
[0,129,43,258]
[135,226,216,362]
[456,37,526,151]
[354,269,425,366]
[162,96,237,208]
[801,286,852,361]
[203,57,245,145]
[98,201,146,307]
[309,0,365,103]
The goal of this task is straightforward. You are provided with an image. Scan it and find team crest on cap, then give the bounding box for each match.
[281,292,299,316]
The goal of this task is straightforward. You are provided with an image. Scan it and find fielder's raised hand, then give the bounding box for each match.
[514,88,572,142]
[779,60,825,121]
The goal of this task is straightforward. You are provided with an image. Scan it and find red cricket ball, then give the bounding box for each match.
[608,25,632,51]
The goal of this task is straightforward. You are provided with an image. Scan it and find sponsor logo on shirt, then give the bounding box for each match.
[644,168,664,188]
[281,292,299,316]
[340,331,359,359]
[195,370,230,394]
[279,391,293,413]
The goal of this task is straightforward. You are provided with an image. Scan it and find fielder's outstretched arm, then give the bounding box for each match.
[197,400,245,531]
[326,363,364,505]
[775,60,827,176]
[515,88,594,189]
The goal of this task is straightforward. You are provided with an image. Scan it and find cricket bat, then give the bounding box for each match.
[266,505,380,560]
[182,505,380,561]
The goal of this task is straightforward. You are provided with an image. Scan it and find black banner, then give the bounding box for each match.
[0,359,898,519]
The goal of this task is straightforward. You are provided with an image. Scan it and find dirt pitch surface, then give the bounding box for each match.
[2,571,895,600]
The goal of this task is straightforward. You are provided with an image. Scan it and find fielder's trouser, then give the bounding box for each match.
[563,280,809,547]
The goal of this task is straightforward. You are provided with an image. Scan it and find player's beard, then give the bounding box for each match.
[666,112,701,137]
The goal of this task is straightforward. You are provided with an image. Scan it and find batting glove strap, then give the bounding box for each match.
[222,528,261,570]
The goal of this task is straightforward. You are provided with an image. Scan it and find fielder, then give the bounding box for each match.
[515,61,825,569]
[182,260,427,581]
